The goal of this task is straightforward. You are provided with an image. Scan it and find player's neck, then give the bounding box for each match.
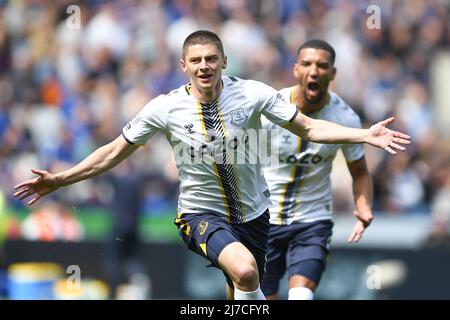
[191,80,223,104]
[293,86,329,115]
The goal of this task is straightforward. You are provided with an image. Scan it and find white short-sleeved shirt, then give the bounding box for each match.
[122,76,297,224]
[262,87,364,225]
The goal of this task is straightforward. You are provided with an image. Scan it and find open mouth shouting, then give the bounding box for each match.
[198,74,213,83]
[307,81,320,97]
[306,80,323,102]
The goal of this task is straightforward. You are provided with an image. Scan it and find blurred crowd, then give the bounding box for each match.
[0,0,450,241]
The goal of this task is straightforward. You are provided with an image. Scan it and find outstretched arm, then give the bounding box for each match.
[14,135,140,205]
[285,114,411,154]
[346,158,373,243]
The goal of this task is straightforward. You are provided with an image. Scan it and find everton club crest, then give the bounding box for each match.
[230,108,248,127]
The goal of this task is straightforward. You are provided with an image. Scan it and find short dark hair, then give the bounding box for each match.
[182,30,225,58]
[297,39,336,65]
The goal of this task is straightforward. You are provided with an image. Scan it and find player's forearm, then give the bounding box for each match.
[289,115,368,144]
[353,174,374,218]
[54,145,120,187]
[54,138,136,187]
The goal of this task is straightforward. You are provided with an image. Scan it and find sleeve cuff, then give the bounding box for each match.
[121,131,135,145]
[346,155,365,164]
[288,108,299,123]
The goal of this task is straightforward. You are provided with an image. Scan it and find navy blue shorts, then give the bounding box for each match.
[261,219,333,295]
[175,210,270,288]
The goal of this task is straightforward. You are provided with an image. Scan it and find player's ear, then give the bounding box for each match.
[331,67,337,81]
[180,58,187,72]
[292,63,300,79]
[222,55,227,69]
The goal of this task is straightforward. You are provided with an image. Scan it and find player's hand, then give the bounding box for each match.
[366,117,411,154]
[14,169,60,205]
[348,210,373,243]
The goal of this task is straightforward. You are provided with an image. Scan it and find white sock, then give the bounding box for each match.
[288,287,314,300]
[234,285,266,300]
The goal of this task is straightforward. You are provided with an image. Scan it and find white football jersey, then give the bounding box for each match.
[122,76,297,224]
[262,87,364,225]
